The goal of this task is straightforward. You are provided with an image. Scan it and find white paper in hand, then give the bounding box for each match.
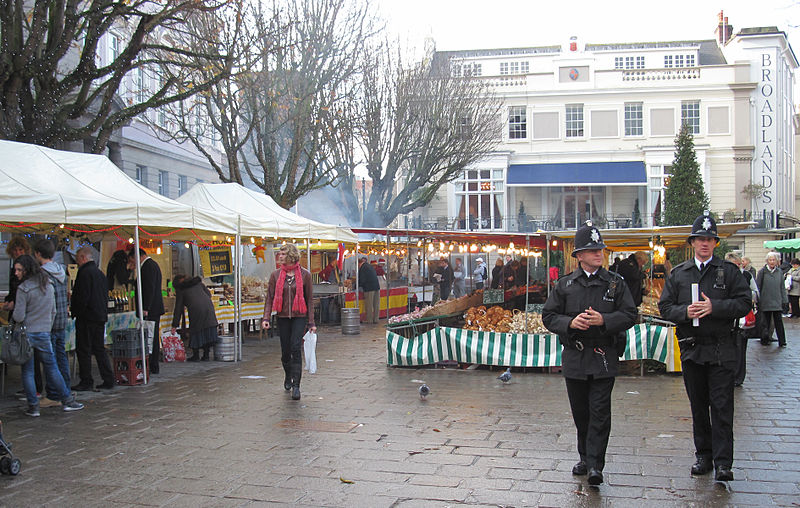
[691,283,699,327]
[303,331,317,373]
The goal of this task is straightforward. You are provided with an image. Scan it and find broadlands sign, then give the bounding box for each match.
[756,50,777,212]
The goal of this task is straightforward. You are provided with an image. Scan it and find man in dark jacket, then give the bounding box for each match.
[129,249,165,374]
[543,222,637,486]
[433,258,454,301]
[357,257,380,323]
[616,251,648,307]
[658,213,751,482]
[70,246,114,390]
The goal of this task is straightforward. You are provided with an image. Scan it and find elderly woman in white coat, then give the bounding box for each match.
[756,252,788,347]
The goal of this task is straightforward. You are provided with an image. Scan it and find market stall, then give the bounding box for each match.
[382,222,755,373]
[0,140,240,383]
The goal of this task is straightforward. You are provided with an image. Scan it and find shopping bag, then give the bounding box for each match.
[0,322,32,365]
[303,330,317,374]
[739,310,756,329]
[161,331,186,362]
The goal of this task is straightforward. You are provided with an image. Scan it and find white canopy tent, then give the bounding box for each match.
[176,182,357,243]
[0,140,243,380]
[177,183,357,351]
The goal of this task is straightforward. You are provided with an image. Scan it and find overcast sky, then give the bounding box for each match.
[376,0,800,55]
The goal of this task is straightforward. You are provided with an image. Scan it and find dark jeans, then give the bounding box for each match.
[761,310,786,345]
[147,316,162,373]
[681,359,735,468]
[277,317,307,388]
[734,330,747,386]
[790,295,800,317]
[75,319,114,386]
[565,376,615,471]
[44,329,70,397]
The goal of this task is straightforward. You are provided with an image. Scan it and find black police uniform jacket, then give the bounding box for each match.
[542,267,637,379]
[658,256,751,367]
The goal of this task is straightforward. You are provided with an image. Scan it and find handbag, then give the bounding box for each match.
[1,321,32,365]
[303,330,317,374]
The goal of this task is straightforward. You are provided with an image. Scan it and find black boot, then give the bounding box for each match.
[188,348,201,362]
[201,346,210,361]
[284,373,292,391]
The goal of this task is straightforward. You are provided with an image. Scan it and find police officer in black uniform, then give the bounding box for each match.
[543,222,637,486]
[658,213,750,482]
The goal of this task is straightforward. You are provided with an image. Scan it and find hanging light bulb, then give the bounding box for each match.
[184,242,190,249]
[448,244,454,251]
[509,242,515,249]
[552,240,557,247]
[156,246,162,255]
[428,243,434,251]
[439,241,445,250]
[251,237,256,244]
[128,237,134,244]
[417,240,422,247]
[58,224,65,229]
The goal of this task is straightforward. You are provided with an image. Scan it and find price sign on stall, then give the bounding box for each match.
[526,303,544,314]
[483,289,504,305]
[200,248,233,276]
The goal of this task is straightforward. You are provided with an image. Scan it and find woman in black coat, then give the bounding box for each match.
[170,275,219,361]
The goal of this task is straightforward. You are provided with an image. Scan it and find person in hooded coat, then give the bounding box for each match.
[171,274,219,361]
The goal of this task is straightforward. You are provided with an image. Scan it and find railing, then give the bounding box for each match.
[397,210,770,233]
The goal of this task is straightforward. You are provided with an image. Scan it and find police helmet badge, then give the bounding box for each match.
[687,211,719,244]
[572,220,607,257]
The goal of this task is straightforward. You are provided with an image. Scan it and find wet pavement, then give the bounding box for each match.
[0,320,799,507]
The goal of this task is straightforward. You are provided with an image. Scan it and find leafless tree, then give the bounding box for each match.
[239,0,376,209]
[330,43,503,227]
[0,0,235,153]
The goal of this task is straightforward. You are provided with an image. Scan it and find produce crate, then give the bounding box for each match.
[114,357,148,386]
[419,291,484,318]
[386,318,439,339]
[110,327,152,357]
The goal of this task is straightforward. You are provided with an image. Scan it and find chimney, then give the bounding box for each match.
[715,11,734,45]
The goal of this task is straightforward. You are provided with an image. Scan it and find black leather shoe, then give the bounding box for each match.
[572,461,587,475]
[691,457,713,475]
[95,382,114,390]
[587,468,603,486]
[71,383,93,392]
[187,355,200,362]
[291,386,301,400]
[284,374,292,391]
[715,466,734,481]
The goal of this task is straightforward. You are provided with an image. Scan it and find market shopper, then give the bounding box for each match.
[433,258,454,301]
[741,257,757,279]
[786,258,800,318]
[542,222,636,486]
[725,252,759,387]
[756,251,788,347]
[616,251,648,307]
[170,274,219,361]
[71,247,115,391]
[357,257,380,323]
[490,258,504,289]
[452,258,466,298]
[33,239,71,391]
[13,255,84,416]
[129,248,165,374]
[658,213,751,482]
[473,258,487,289]
[261,244,315,401]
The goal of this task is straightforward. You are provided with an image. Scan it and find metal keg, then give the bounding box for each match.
[341,307,361,335]
[214,335,236,361]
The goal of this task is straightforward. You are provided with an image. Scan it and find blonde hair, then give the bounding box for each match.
[279,243,301,264]
[725,252,741,263]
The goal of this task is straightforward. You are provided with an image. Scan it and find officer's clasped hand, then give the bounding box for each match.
[569,307,604,330]
[686,292,713,319]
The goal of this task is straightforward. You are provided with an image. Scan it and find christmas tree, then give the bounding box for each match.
[663,123,709,226]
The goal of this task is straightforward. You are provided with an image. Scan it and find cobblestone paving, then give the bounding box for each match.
[0,321,798,507]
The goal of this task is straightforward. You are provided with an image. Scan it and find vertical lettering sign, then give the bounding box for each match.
[756,50,777,212]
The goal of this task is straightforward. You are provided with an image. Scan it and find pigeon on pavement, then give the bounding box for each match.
[497,368,512,383]
[419,384,431,400]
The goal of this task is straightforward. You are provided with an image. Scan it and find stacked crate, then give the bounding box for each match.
[111,329,148,385]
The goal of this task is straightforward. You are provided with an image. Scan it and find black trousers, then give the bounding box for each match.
[277,317,307,388]
[681,359,735,468]
[147,316,162,374]
[761,310,786,345]
[790,295,800,317]
[75,319,114,386]
[565,376,615,471]
[734,330,747,386]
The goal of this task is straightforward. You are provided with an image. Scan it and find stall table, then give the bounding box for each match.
[386,322,681,372]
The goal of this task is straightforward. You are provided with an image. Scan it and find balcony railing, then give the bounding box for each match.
[397,210,768,233]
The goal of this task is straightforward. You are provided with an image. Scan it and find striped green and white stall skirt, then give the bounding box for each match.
[386,323,680,372]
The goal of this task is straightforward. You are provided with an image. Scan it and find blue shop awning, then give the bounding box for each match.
[507,161,647,186]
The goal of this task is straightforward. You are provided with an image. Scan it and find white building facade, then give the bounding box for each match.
[407,17,798,244]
